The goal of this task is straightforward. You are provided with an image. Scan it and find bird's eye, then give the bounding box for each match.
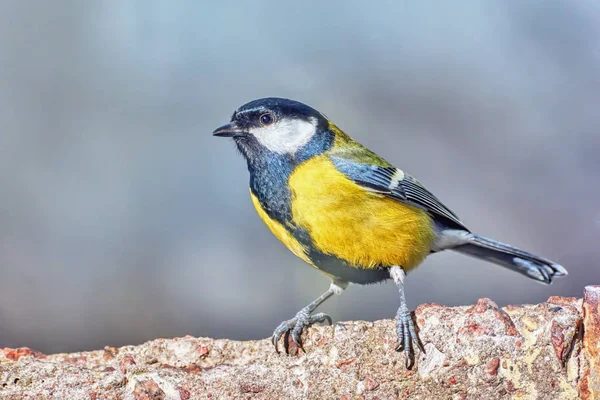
[260,113,275,126]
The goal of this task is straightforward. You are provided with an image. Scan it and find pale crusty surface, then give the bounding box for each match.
[1,289,599,400]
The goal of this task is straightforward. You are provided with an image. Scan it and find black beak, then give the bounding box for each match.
[213,122,244,138]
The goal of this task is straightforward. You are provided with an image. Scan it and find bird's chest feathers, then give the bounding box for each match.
[250,190,312,265]
[288,156,435,269]
[248,156,295,223]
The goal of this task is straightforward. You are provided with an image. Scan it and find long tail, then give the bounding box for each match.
[452,234,568,284]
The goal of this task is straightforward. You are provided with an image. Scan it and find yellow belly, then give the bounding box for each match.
[288,155,435,271]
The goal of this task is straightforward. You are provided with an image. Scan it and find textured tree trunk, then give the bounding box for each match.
[1,286,598,400]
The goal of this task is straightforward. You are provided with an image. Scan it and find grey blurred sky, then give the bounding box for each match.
[1,1,599,353]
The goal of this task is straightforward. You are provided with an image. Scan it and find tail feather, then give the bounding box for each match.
[452,234,567,284]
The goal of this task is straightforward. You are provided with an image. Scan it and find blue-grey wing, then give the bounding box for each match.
[330,156,467,230]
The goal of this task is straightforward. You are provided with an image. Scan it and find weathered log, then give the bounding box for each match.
[1,286,598,399]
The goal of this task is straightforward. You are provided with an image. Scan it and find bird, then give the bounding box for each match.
[213,97,567,369]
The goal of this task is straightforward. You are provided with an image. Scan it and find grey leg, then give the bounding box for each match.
[272,280,348,353]
[391,266,425,369]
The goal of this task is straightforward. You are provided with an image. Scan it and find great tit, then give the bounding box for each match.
[213,97,567,369]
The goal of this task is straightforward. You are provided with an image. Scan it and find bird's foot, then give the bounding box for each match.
[395,307,425,370]
[271,309,332,354]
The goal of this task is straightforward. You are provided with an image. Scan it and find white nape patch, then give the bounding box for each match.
[390,266,406,285]
[431,230,472,251]
[389,169,405,190]
[249,117,318,154]
[330,280,348,295]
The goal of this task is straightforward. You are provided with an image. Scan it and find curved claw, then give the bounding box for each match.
[272,320,293,354]
[283,329,291,354]
[410,318,426,354]
[395,310,423,370]
[271,310,333,355]
[272,332,282,353]
[291,322,304,352]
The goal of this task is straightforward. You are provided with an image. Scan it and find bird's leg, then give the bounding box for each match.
[391,266,425,369]
[272,280,347,354]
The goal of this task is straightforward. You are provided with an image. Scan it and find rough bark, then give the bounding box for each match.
[1,286,598,400]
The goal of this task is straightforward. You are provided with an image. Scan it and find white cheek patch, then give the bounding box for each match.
[249,117,318,154]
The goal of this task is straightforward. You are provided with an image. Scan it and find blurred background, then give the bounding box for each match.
[1,1,599,354]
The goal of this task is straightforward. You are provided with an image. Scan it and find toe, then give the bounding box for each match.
[273,333,281,353]
[407,314,425,353]
[396,321,406,351]
[405,347,415,370]
[272,320,295,354]
[271,309,332,356]
[291,323,304,352]
[272,328,284,353]
[395,314,405,352]
[396,310,423,369]
[283,330,291,354]
[310,312,332,325]
[402,315,414,369]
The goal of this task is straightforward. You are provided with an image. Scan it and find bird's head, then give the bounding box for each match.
[213,98,331,164]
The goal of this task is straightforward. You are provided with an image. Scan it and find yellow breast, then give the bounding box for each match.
[288,155,435,271]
